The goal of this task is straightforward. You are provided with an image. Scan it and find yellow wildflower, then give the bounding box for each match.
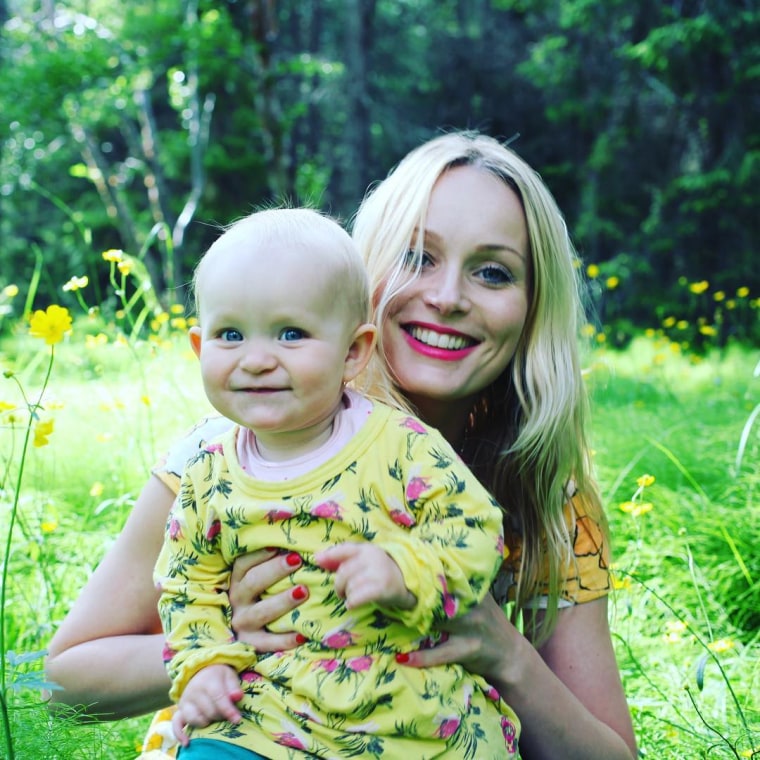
[580,323,596,338]
[586,264,600,279]
[595,333,606,344]
[688,280,709,294]
[3,284,19,298]
[117,260,133,276]
[170,303,185,314]
[90,482,104,497]
[62,275,89,292]
[605,276,619,290]
[141,395,151,406]
[0,401,15,412]
[662,316,676,328]
[33,419,55,447]
[713,290,725,302]
[102,249,124,262]
[699,325,717,336]
[676,320,688,330]
[170,317,187,330]
[41,520,58,533]
[726,299,736,310]
[29,305,72,345]
[636,474,655,488]
[707,638,735,653]
[644,328,655,338]
[736,286,749,298]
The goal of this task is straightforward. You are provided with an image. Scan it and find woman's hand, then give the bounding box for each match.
[399,593,520,678]
[229,549,309,650]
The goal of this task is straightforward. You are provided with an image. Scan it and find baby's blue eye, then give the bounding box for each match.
[279,327,305,342]
[220,328,243,342]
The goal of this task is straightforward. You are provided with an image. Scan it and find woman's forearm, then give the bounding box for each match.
[492,632,636,760]
[46,634,172,721]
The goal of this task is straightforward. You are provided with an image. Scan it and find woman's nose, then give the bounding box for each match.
[422,268,471,315]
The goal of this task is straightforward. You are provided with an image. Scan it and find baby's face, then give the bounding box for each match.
[192,241,361,454]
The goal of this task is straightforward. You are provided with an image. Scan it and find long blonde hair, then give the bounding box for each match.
[352,131,605,641]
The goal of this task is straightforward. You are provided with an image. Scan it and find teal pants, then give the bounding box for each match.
[177,738,270,759]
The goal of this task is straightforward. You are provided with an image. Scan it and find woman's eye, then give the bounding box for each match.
[279,327,305,342]
[220,328,243,342]
[403,248,433,270]
[475,264,514,286]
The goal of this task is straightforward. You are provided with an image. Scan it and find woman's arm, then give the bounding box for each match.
[46,476,176,719]
[45,475,306,720]
[404,595,637,760]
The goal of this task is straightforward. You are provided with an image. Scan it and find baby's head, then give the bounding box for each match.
[189,208,392,437]
[193,207,370,329]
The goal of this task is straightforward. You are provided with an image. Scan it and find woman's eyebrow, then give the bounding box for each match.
[420,229,526,260]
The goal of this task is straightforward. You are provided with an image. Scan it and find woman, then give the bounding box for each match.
[46,131,637,759]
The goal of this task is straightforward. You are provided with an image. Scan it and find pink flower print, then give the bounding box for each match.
[401,417,426,434]
[389,508,416,528]
[435,714,461,740]
[405,476,431,505]
[204,442,224,455]
[462,682,473,710]
[496,533,505,557]
[313,658,340,673]
[240,670,262,684]
[205,519,221,542]
[501,716,518,753]
[483,684,501,702]
[310,500,343,520]
[161,643,176,663]
[273,731,308,751]
[266,505,295,522]
[346,655,373,672]
[168,518,182,541]
[438,574,459,619]
[322,629,356,648]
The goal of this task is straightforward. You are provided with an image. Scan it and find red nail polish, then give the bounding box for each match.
[292,585,307,600]
[395,652,410,664]
[285,552,301,567]
[295,633,307,644]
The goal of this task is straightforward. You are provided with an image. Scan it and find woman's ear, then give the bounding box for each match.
[342,323,377,384]
[189,326,202,358]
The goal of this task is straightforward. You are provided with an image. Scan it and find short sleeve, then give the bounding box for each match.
[493,490,611,608]
[151,415,235,495]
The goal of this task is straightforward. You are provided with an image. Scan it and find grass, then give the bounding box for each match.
[1,327,758,758]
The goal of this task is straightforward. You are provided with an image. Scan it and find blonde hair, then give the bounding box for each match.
[352,131,605,641]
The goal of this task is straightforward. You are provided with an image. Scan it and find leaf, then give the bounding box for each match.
[695,653,708,691]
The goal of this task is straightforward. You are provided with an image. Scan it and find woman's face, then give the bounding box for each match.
[382,165,530,431]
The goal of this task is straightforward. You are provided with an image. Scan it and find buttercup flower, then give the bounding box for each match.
[586,264,600,279]
[736,286,749,298]
[3,284,19,298]
[29,305,72,345]
[688,280,709,294]
[102,249,124,262]
[33,419,55,447]
[636,474,655,488]
[63,275,89,292]
[605,276,619,290]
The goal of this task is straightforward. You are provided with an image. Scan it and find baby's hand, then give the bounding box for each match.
[314,543,416,610]
[171,664,244,747]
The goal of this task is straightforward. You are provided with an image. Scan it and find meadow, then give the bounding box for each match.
[0,299,758,759]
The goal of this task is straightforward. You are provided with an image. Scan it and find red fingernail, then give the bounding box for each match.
[395,652,410,664]
[285,552,301,567]
[292,585,307,600]
[295,633,307,644]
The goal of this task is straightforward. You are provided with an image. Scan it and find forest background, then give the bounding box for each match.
[0,1,759,759]
[1,0,758,347]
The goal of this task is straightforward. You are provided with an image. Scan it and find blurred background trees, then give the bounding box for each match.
[1,0,758,346]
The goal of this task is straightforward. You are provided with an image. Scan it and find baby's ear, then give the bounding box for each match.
[189,326,202,358]
[343,323,377,383]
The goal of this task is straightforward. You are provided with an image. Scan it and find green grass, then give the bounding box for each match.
[1,330,758,758]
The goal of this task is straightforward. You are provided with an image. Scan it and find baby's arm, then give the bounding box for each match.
[171,664,243,748]
[154,453,256,701]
